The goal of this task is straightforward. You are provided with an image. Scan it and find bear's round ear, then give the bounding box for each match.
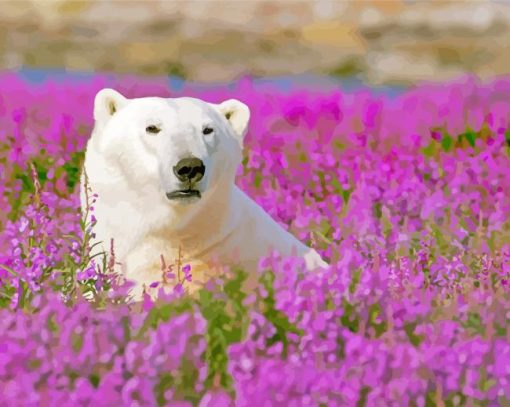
[94,88,128,124]
[215,99,250,144]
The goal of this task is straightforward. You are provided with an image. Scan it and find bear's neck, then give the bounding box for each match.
[152,182,244,258]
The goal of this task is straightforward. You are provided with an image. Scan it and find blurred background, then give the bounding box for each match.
[0,0,509,87]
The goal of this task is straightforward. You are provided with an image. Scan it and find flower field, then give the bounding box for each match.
[0,72,509,406]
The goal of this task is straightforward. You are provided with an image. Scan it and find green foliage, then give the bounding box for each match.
[441,133,454,152]
[340,299,360,333]
[458,128,477,147]
[349,268,362,294]
[138,298,194,338]
[404,322,424,347]
[373,201,382,220]
[259,270,304,357]
[462,312,484,336]
[357,386,372,407]
[420,125,499,159]
[8,151,83,222]
[342,188,353,205]
[10,159,48,221]
[62,151,85,191]
[198,269,249,393]
[0,288,13,308]
[154,358,202,406]
[89,373,100,389]
[154,373,173,406]
[422,142,436,158]
[254,172,262,188]
[368,303,387,338]
[443,392,467,407]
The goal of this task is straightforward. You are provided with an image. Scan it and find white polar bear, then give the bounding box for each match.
[80,88,327,300]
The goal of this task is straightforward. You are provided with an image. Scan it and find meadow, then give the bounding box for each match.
[0,72,509,406]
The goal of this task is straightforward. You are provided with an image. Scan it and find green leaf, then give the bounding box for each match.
[62,151,85,191]
[349,268,362,294]
[89,373,100,389]
[254,172,262,188]
[462,312,484,335]
[357,386,372,407]
[340,299,359,333]
[341,188,353,205]
[463,128,477,147]
[441,134,453,152]
[373,201,382,219]
[404,322,424,346]
[71,332,83,352]
[422,143,436,157]
[368,303,387,338]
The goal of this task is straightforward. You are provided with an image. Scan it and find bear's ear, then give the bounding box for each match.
[93,88,128,124]
[215,99,250,144]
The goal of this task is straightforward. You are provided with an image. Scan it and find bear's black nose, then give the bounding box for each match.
[173,157,205,183]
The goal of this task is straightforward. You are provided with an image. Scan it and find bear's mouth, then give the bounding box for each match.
[166,189,201,200]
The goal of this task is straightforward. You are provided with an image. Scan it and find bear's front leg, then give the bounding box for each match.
[123,237,176,301]
[122,237,216,301]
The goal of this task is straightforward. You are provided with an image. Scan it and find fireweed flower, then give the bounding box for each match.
[182,264,192,282]
[0,74,509,404]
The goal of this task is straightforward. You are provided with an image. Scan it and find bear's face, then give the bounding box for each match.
[92,89,250,206]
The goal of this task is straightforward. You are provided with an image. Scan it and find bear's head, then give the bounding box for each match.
[92,89,250,208]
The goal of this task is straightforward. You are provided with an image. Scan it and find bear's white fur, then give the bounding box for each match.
[80,88,327,300]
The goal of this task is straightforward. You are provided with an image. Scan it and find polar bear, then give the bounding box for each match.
[80,88,327,300]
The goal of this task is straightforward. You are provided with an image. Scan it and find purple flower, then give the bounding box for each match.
[0,73,509,404]
[182,264,192,282]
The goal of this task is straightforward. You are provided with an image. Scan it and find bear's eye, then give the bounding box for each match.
[146,125,161,134]
[203,127,214,135]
